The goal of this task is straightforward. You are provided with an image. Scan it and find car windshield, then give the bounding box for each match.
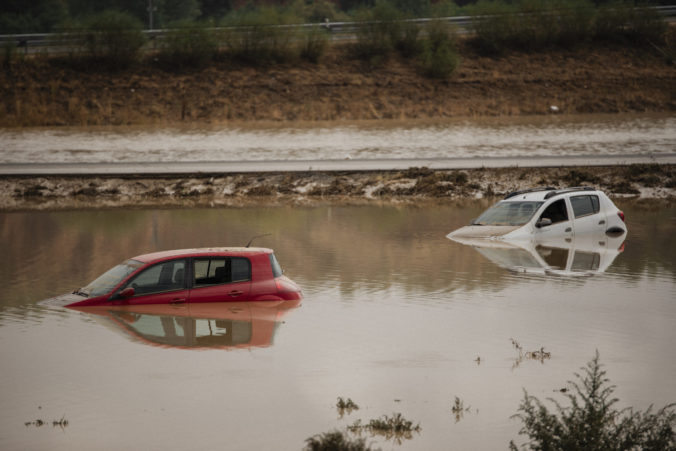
[82,259,144,297]
[473,201,544,226]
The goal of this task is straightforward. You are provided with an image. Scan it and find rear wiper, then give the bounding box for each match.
[72,288,89,297]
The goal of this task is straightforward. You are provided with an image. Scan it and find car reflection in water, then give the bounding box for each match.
[69,300,301,350]
[449,230,626,277]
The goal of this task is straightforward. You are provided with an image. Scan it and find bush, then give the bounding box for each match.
[76,10,146,69]
[304,430,372,451]
[420,20,460,78]
[352,1,405,61]
[300,25,329,63]
[510,352,676,450]
[222,7,301,65]
[595,1,667,44]
[156,21,219,69]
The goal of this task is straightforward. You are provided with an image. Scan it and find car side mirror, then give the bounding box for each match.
[536,218,552,228]
[118,287,135,299]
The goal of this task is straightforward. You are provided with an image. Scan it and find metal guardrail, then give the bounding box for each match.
[1,5,674,54]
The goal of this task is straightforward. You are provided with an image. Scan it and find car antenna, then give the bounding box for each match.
[245,234,271,248]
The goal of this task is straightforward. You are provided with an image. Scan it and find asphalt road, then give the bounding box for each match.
[1,154,674,176]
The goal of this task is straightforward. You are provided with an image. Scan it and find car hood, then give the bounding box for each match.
[447,225,522,241]
[39,292,87,307]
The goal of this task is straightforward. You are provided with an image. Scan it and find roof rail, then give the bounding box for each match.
[504,186,556,199]
[543,186,595,199]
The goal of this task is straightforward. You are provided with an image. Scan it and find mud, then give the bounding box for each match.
[2,164,674,211]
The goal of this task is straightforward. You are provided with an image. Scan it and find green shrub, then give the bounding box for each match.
[304,430,371,451]
[300,25,329,63]
[595,1,667,44]
[222,7,301,65]
[420,20,460,78]
[74,10,145,70]
[510,352,676,450]
[352,1,405,61]
[157,21,219,69]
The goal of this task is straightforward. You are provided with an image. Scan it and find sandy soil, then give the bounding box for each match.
[3,165,674,211]
[1,40,675,127]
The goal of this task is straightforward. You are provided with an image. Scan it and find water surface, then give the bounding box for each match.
[1,114,674,163]
[1,202,674,450]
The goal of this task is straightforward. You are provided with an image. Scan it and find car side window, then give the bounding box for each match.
[126,259,186,295]
[571,195,600,218]
[194,257,251,287]
[539,199,568,224]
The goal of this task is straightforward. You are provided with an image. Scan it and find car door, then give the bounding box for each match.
[534,198,574,240]
[188,257,253,303]
[569,194,606,236]
[120,259,189,305]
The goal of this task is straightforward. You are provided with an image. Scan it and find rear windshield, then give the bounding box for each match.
[83,259,144,297]
[474,201,544,226]
[269,253,283,278]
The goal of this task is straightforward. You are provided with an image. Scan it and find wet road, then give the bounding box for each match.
[1,154,675,176]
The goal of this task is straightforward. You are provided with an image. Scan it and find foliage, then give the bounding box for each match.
[69,10,146,70]
[304,430,372,451]
[300,25,329,63]
[510,352,676,450]
[222,6,301,65]
[420,20,460,78]
[469,0,667,54]
[156,21,219,69]
[0,0,68,34]
[351,1,405,61]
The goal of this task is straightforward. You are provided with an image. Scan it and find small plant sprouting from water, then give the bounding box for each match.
[348,412,421,443]
[452,396,472,423]
[511,338,551,369]
[510,351,676,450]
[25,415,69,429]
[337,397,360,418]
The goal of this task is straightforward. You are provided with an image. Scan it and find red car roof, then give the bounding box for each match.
[132,247,272,264]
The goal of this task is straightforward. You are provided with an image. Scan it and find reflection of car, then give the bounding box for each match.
[43,248,302,307]
[448,187,627,241]
[69,300,301,350]
[450,230,626,277]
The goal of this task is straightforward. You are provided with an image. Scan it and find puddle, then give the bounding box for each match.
[0,202,674,450]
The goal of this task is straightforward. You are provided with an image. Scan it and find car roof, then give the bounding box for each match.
[132,247,272,264]
[502,186,601,202]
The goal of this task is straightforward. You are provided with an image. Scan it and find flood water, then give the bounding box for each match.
[1,114,675,163]
[1,202,675,450]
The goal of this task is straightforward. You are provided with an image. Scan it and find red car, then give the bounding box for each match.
[44,247,302,307]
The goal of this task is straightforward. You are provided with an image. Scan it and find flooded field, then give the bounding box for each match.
[1,114,675,164]
[0,202,675,450]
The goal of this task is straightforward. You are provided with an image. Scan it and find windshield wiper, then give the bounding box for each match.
[72,288,89,297]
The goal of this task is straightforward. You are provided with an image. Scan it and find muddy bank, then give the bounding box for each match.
[1,41,675,127]
[3,165,674,211]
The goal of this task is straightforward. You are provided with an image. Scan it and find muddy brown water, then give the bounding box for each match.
[1,114,675,164]
[0,202,675,450]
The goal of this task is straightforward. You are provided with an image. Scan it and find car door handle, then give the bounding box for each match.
[565,227,572,233]
[170,298,186,304]
[229,290,243,297]
[598,220,606,225]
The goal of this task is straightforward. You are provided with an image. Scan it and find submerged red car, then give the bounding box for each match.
[44,247,302,307]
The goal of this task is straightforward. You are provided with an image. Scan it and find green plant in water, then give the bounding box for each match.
[337,397,360,411]
[510,351,676,450]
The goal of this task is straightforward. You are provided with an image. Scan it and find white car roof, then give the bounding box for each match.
[502,187,602,202]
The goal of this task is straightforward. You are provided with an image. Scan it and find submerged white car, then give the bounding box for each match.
[447,186,627,241]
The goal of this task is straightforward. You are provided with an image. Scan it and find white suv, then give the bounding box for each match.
[447,187,627,241]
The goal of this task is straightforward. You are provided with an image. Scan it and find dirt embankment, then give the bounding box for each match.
[3,165,674,210]
[1,41,675,127]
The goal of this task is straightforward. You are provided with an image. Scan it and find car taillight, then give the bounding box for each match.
[617,211,625,222]
[275,278,299,293]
